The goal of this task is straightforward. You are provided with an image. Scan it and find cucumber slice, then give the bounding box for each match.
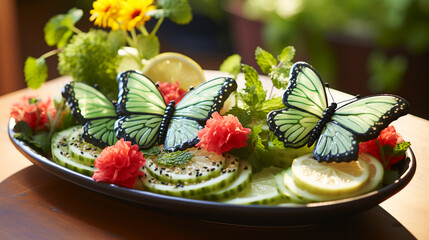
[68,127,102,166]
[202,161,252,201]
[141,157,239,197]
[51,126,96,176]
[223,167,284,205]
[275,169,308,203]
[268,141,313,168]
[145,148,227,184]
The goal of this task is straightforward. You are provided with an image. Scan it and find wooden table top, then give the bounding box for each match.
[1,72,428,239]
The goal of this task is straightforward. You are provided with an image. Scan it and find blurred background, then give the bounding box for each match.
[1,0,428,119]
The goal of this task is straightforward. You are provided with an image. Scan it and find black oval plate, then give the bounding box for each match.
[8,118,416,226]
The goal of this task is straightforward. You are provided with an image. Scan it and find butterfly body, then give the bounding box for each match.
[267,62,409,162]
[159,100,176,143]
[308,102,337,147]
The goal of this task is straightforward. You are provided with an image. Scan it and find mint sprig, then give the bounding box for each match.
[13,121,51,154]
[255,46,295,89]
[220,46,296,171]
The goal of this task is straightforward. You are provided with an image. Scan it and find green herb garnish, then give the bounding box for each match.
[220,46,296,172]
[154,151,194,167]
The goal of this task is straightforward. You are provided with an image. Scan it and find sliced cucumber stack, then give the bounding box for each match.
[223,167,285,205]
[202,161,252,201]
[68,128,102,166]
[142,156,240,197]
[51,126,96,176]
[145,148,227,184]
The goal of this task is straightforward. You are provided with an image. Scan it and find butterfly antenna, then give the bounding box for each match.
[337,94,362,106]
[175,86,194,102]
[155,82,171,103]
[325,83,335,103]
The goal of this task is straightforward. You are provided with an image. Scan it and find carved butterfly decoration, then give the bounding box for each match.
[267,62,409,162]
[115,71,237,151]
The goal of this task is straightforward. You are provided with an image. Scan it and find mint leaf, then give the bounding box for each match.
[255,47,277,74]
[220,54,241,78]
[154,151,194,167]
[277,46,296,62]
[393,141,411,156]
[149,0,192,24]
[383,169,400,185]
[270,133,286,149]
[269,62,291,89]
[260,97,284,115]
[226,106,252,127]
[44,8,83,48]
[247,125,271,172]
[24,57,48,89]
[382,141,411,158]
[13,122,51,154]
[241,64,266,107]
[13,121,33,138]
[32,132,51,154]
[136,35,160,60]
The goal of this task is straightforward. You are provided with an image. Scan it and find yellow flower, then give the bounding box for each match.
[119,0,156,31]
[89,0,122,30]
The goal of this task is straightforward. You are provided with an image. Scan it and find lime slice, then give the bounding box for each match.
[291,154,370,196]
[142,52,206,90]
[357,153,384,194]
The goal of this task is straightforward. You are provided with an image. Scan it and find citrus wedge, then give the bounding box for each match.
[291,154,370,196]
[142,52,206,90]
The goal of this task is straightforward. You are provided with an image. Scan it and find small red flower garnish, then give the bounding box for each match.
[196,112,251,155]
[157,81,186,104]
[93,138,145,188]
[359,125,407,169]
[10,95,56,131]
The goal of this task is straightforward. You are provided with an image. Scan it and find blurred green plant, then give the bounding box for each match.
[228,0,429,92]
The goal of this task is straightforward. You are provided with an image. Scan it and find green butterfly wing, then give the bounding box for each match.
[283,62,327,117]
[164,77,237,151]
[267,62,327,148]
[267,107,319,148]
[174,77,237,120]
[115,71,165,149]
[116,71,166,116]
[331,95,409,142]
[313,122,358,162]
[115,114,163,149]
[163,118,202,151]
[62,81,118,148]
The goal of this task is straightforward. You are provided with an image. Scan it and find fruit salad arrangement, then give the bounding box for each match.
[12,0,411,206]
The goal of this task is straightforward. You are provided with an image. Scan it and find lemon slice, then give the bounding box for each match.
[357,153,384,194]
[142,52,206,90]
[291,154,370,196]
